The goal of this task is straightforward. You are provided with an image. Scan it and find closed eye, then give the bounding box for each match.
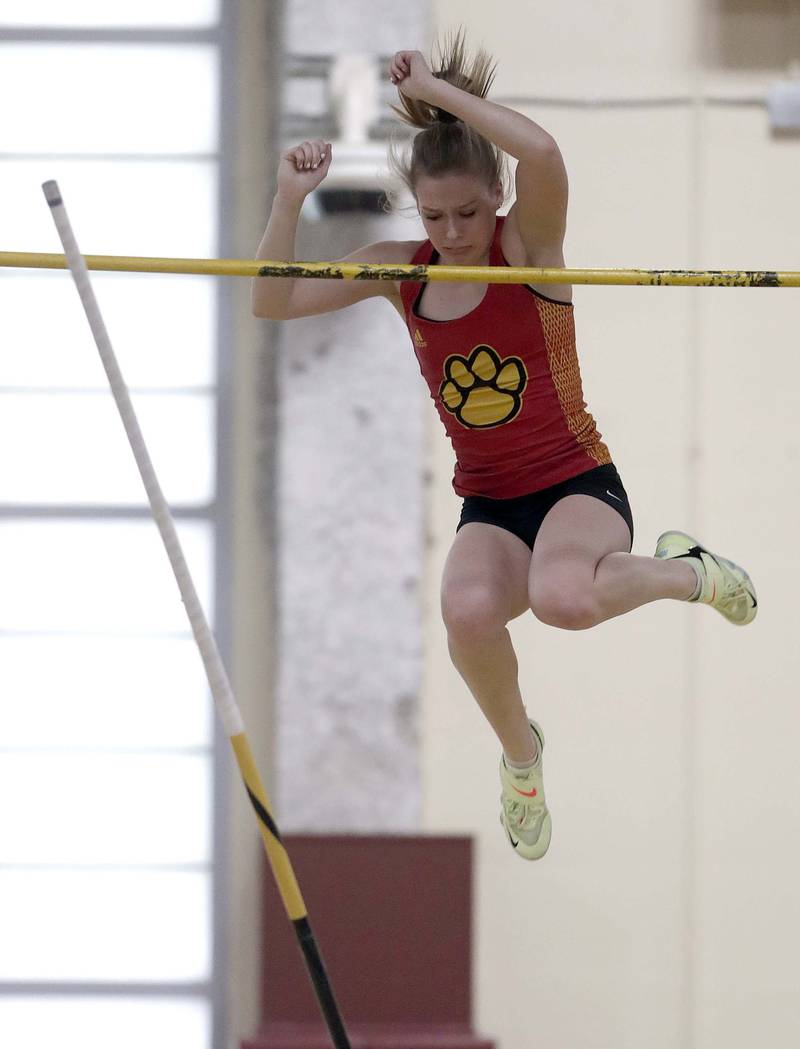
[423,211,476,220]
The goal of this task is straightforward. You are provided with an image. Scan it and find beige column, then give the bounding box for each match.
[223,1,285,1045]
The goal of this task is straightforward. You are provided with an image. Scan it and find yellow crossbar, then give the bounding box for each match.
[1,250,798,286]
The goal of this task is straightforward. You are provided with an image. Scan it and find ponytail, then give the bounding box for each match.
[390,29,497,130]
[387,28,508,202]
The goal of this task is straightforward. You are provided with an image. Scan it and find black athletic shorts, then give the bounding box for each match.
[456,463,634,552]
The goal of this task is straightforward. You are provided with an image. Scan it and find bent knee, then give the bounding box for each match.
[441,584,512,643]
[530,583,600,631]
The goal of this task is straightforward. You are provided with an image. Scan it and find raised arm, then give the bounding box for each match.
[389,51,568,258]
[252,139,413,320]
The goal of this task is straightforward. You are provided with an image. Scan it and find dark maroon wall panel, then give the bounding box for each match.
[241,835,496,1049]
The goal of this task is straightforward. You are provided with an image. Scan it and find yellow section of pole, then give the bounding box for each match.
[230,731,308,922]
[1,250,799,286]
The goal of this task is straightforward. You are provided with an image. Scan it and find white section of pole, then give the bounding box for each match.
[42,179,244,739]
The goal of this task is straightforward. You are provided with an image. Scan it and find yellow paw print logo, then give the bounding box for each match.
[439,345,528,429]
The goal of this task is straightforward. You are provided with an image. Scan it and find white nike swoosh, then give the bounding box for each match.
[606,490,623,502]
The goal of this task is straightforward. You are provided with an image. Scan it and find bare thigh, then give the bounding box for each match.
[441,522,532,638]
[529,494,632,627]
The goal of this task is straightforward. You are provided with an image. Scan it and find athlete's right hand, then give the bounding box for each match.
[276,140,332,201]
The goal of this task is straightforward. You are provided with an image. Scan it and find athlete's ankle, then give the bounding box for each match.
[687,562,703,601]
[504,728,541,770]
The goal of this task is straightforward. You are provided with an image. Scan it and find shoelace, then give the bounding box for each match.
[699,554,747,607]
[714,559,751,609]
[504,795,545,831]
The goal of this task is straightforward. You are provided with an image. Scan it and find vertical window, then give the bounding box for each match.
[1,6,222,1048]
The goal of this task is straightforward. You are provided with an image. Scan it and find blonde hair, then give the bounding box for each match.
[387,29,508,204]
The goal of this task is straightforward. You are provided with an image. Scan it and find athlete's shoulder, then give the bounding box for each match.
[501,208,573,304]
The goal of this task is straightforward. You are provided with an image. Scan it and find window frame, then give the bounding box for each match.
[0,10,232,1048]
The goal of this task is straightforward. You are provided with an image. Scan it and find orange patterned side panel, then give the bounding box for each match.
[536,298,611,466]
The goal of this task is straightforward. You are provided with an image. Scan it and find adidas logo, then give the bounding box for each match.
[413,328,428,350]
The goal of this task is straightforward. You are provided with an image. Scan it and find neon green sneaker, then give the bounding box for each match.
[655,530,757,626]
[499,720,551,860]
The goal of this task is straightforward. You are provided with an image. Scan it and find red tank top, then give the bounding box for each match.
[401,216,611,498]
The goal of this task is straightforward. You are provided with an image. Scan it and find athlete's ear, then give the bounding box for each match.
[491,180,503,207]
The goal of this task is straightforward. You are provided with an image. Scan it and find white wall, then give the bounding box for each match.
[694,103,800,1049]
[432,0,698,96]
[423,3,800,1048]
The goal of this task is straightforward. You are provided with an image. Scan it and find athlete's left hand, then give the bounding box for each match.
[389,50,436,101]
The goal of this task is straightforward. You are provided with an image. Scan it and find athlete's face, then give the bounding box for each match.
[415,172,502,264]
